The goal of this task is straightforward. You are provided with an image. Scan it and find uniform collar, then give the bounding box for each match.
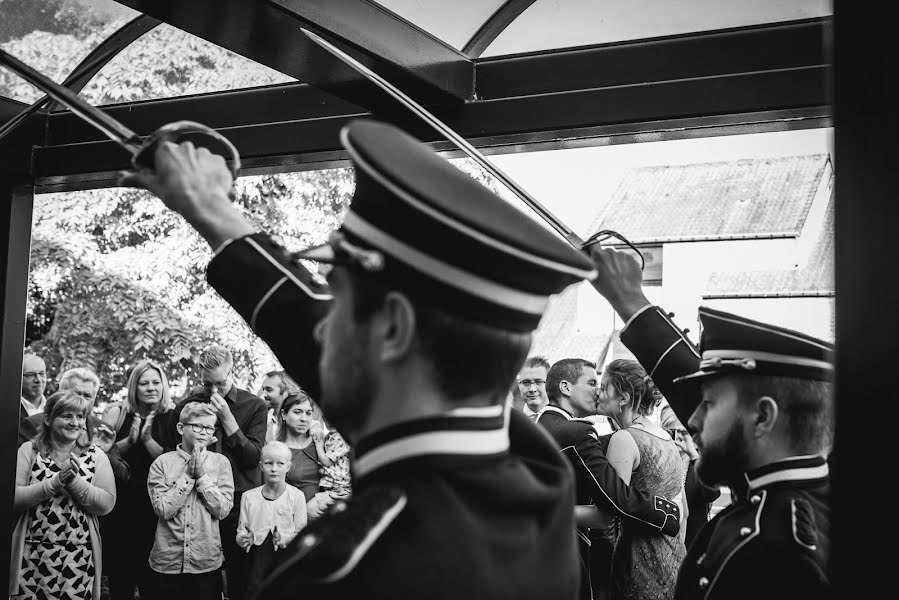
[539,405,573,420]
[354,404,509,481]
[736,455,829,497]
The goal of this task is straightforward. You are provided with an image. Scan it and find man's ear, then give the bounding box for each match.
[752,396,779,438]
[376,291,417,362]
[559,380,572,398]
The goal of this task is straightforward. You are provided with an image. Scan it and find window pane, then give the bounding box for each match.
[78,23,295,106]
[0,0,138,102]
[374,0,507,51]
[484,0,832,57]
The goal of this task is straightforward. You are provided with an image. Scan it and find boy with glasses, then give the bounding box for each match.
[148,402,234,600]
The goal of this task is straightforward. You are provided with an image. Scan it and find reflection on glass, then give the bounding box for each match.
[0,0,137,102]
[373,0,507,51]
[79,24,296,105]
[483,0,832,57]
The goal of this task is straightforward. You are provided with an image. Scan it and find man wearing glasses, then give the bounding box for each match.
[175,344,267,600]
[20,353,48,422]
[516,356,551,417]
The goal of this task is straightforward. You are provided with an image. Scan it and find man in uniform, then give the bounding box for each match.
[121,119,597,599]
[537,358,681,600]
[587,246,832,600]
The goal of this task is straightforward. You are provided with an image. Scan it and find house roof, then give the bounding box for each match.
[586,154,830,243]
[529,283,611,364]
[705,188,834,297]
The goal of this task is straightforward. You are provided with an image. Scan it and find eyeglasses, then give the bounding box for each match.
[518,379,546,388]
[184,423,216,435]
[23,371,46,380]
[580,229,646,271]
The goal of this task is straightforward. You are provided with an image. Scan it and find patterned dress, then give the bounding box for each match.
[610,427,688,600]
[16,448,98,600]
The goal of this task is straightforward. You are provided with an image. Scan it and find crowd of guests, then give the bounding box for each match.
[12,346,350,600]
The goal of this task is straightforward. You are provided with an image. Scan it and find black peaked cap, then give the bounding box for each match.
[337,120,596,332]
[674,306,835,384]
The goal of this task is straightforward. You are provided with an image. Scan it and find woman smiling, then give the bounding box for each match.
[10,390,117,599]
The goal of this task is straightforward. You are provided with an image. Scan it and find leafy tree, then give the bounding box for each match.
[5,6,502,406]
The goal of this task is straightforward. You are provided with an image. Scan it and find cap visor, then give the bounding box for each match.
[672,370,721,385]
[293,242,338,264]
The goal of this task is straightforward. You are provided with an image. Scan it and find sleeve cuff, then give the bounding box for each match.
[621,303,655,333]
[212,233,256,258]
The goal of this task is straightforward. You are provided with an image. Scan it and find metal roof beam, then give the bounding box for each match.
[114,0,473,107]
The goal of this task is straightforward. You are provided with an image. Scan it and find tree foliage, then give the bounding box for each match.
[4,2,502,404]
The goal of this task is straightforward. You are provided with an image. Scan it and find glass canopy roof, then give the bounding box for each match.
[0,0,832,106]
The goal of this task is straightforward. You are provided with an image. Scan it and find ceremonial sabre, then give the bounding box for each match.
[0,48,241,177]
[300,28,587,249]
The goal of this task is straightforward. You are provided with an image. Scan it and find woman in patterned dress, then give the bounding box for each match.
[9,390,117,600]
[595,360,689,600]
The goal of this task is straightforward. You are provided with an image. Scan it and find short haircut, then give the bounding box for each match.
[126,360,175,414]
[732,374,834,456]
[198,344,233,371]
[59,367,100,397]
[522,356,551,372]
[179,401,216,424]
[546,358,596,404]
[34,390,92,457]
[264,370,299,395]
[347,269,532,401]
[601,359,662,416]
[22,352,43,365]
[261,440,291,462]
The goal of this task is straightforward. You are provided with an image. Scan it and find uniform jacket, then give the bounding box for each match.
[618,304,831,600]
[205,234,581,600]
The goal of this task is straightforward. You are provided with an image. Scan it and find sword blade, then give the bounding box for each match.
[300,28,586,249]
[0,48,143,153]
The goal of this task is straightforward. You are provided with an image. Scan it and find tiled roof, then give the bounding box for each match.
[705,189,834,296]
[530,283,611,364]
[586,155,829,243]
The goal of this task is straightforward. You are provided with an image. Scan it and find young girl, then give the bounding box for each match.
[236,441,308,591]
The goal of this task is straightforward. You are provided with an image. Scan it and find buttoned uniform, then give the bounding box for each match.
[618,304,831,600]
[536,405,681,600]
[205,235,581,599]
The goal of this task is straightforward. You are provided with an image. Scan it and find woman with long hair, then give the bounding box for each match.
[276,391,337,520]
[594,359,689,600]
[100,359,179,600]
[10,390,117,599]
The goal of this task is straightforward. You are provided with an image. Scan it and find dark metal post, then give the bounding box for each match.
[0,117,38,593]
[832,1,898,596]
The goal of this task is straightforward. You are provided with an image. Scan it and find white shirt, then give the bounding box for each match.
[20,395,45,418]
[238,484,307,547]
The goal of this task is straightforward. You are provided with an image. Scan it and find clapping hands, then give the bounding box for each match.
[186,444,207,479]
[236,526,253,552]
[58,454,80,487]
[140,411,156,445]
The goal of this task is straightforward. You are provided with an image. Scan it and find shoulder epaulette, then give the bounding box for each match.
[276,484,407,583]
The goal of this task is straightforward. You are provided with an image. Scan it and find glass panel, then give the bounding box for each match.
[484,127,835,357]
[374,0,507,51]
[0,0,138,102]
[483,0,832,57]
[78,23,296,106]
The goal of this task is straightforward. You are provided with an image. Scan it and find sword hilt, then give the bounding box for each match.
[134,120,241,179]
